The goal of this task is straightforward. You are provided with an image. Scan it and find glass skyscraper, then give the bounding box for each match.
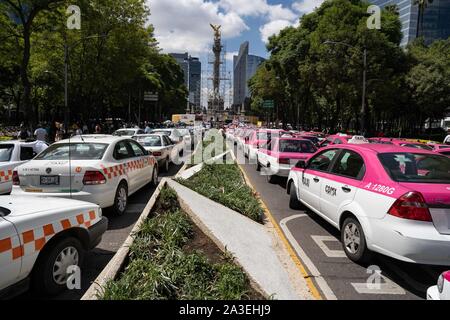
[371,0,450,46]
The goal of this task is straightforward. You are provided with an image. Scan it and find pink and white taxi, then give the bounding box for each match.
[243,129,287,160]
[427,271,450,300]
[12,135,158,215]
[256,137,317,183]
[287,144,450,265]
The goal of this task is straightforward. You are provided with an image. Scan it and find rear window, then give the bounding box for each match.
[114,130,136,136]
[400,143,433,151]
[137,136,162,147]
[0,144,14,162]
[279,140,316,153]
[379,153,450,183]
[35,143,108,160]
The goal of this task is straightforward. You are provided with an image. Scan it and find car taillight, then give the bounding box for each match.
[152,151,162,156]
[12,170,20,185]
[83,171,106,185]
[278,158,290,164]
[388,191,432,222]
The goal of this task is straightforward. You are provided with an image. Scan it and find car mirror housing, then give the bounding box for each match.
[295,160,306,169]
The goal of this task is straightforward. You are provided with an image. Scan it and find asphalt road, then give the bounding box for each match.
[235,144,447,300]
[18,160,185,300]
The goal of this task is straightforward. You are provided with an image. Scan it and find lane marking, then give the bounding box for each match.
[311,235,346,258]
[280,215,337,300]
[351,272,406,295]
[232,150,323,300]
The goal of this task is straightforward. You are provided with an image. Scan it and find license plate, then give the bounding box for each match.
[40,175,60,185]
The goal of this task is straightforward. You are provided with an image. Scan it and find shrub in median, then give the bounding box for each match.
[178,164,264,223]
[100,187,259,300]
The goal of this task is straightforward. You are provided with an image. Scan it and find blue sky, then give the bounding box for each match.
[146,0,324,106]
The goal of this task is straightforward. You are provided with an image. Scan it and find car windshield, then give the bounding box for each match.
[0,144,14,162]
[137,136,162,147]
[379,153,450,183]
[401,143,433,151]
[35,143,108,160]
[114,130,136,136]
[279,140,316,153]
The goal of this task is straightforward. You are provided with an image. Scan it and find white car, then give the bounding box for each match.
[133,134,176,172]
[287,144,450,265]
[427,271,450,300]
[12,135,158,215]
[113,128,145,138]
[151,129,186,154]
[0,196,107,297]
[0,140,48,195]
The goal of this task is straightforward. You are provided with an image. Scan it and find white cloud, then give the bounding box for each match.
[219,0,269,16]
[226,51,238,62]
[147,0,248,55]
[259,19,296,43]
[292,0,325,14]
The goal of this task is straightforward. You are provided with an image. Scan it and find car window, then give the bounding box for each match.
[0,144,14,162]
[379,153,450,183]
[401,143,433,151]
[279,140,316,153]
[114,130,136,136]
[163,136,173,146]
[331,150,365,180]
[20,146,35,161]
[308,149,339,172]
[128,140,146,157]
[441,151,450,156]
[36,143,108,160]
[137,136,162,147]
[114,141,132,160]
[334,139,343,144]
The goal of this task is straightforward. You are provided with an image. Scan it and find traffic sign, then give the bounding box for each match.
[144,92,158,101]
[262,100,274,109]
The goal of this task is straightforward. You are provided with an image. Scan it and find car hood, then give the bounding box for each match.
[0,195,96,217]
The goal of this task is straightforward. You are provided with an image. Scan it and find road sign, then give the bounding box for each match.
[262,100,274,109]
[144,92,158,102]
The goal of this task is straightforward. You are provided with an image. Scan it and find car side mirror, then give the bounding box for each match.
[295,160,306,169]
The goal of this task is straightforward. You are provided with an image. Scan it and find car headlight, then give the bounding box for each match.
[98,207,103,217]
[437,273,444,293]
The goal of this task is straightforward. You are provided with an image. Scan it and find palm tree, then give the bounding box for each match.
[414,0,434,39]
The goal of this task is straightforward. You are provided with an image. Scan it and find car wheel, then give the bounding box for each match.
[267,173,277,184]
[113,182,128,216]
[32,237,84,296]
[341,217,371,264]
[289,182,301,209]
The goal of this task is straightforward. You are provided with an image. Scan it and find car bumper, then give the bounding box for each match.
[12,186,115,208]
[0,181,12,195]
[427,286,440,300]
[88,216,108,249]
[369,215,450,266]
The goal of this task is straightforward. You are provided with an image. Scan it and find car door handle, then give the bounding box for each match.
[313,177,320,183]
[342,186,352,193]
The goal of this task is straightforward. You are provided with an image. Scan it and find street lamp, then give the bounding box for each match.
[323,40,367,135]
[64,34,108,132]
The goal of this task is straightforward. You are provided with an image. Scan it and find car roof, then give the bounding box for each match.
[55,135,125,144]
[325,143,439,155]
[116,128,139,131]
[134,134,164,138]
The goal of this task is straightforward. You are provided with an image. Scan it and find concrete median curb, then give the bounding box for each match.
[81,178,168,300]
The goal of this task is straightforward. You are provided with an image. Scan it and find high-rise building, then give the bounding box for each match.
[169,53,202,109]
[233,42,265,112]
[371,0,450,46]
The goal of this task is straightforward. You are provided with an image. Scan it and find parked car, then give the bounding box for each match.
[0,196,107,297]
[427,271,450,300]
[256,137,317,183]
[133,134,176,172]
[244,129,287,160]
[12,135,158,215]
[287,144,450,265]
[0,140,48,195]
[318,134,353,148]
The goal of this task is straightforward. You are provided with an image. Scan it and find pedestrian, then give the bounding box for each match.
[145,121,151,134]
[95,123,102,134]
[17,123,30,141]
[34,123,48,142]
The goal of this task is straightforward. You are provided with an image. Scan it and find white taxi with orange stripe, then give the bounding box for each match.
[0,195,107,297]
[0,140,48,195]
[12,135,158,215]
